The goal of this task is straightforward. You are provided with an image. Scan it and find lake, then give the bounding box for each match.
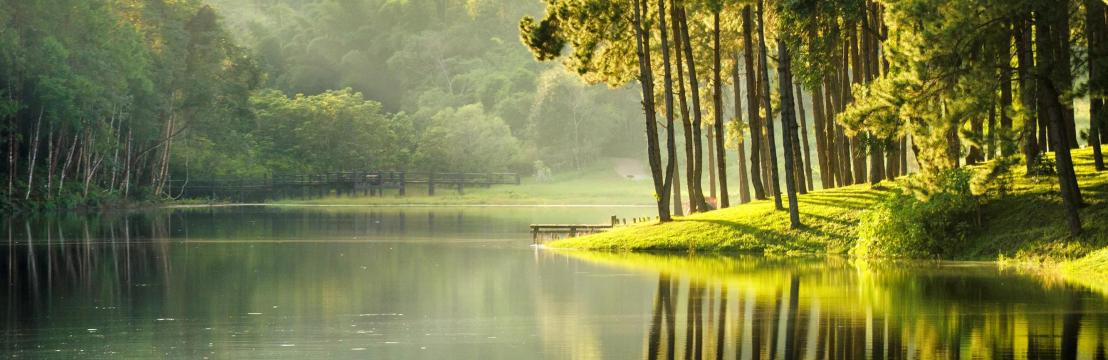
[1,206,1106,359]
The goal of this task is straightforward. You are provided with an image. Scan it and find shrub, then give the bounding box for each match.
[854,168,979,258]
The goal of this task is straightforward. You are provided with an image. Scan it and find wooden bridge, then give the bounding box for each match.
[167,171,520,201]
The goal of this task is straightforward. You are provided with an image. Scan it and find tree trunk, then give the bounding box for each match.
[732,50,752,203]
[823,78,841,187]
[967,115,984,165]
[812,82,831,189]
[672,2,702,213]
[756,0,782,210]
[777,38,802,228]
[631,0,671,221]
[712,11,729,208]
[1016,16,1040,174]
[1000,28,1015,157]
[1055,1,1078,150]
[1037,8,1083,235]
[1088,0,1106,170]
[679,6,709,211]
[795,83,814,192]
[848,23,868,184]
[742,6,766,200]
[986,99,997,160]
[25,107,43,200]
[658,0,680,219]
[672,160,684,215]
[707,125,717,200]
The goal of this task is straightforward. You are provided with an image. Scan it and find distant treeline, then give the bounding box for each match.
[0,0,649,210]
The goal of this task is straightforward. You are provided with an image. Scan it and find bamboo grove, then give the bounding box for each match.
[521,0,1108,234]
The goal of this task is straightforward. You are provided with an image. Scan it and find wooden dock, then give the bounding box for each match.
[166,171,520,202]
[530,215,657,243]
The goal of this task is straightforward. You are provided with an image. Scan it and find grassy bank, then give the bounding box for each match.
[276,161,656,206]
[550,148,1108,273]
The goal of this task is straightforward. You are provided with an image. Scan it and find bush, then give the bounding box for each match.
[854,168,979,258]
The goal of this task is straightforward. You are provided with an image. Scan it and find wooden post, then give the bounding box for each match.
[399,172,406,196]
[428,172,435,196]
[611,215,618,226]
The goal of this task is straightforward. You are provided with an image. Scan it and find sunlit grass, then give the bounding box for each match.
[552,147,1108,266]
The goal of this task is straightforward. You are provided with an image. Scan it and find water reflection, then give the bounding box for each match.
[2,208,1107,358]
[567,252,1108,360]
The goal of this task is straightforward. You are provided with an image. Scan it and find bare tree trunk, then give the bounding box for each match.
[1088,0,1106,170]
[1016,16,1039,174]
[756,0,782,210]
[24,107,43,200]
[672,2,700,213]
[812,82,831,189]
[732,50,752,203]
[795,83,814,192]
[1036,11,1084,208]
[712,11,729,208]
[57,132,78,198]
[679,6,709,211]
[742,7,766,200]
[657,0,679,218]
[631,0,671,221]
[45,122,55,200]
[778,38,802,228]
[1000,27,1015,157]
[707,125,717,200]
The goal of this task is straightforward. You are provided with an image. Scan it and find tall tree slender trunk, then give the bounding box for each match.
[712,11,729,208]
[679,6,709,211]
[1088,0,1106,170]
[848,23,868,184]
[822,79,840,188]
[1055,1,1079,150]
[777,38,802,228]
[25,107,43,200]
[987,96,997,160]
[1037,7,1083,235]
[967,115,984,165]
[742,7,766,200]
[1016,16,1039,174]
[1000,27,1015,157]
[658,0,680,218]
[631,0,671,221]
[812,82,830,189]
[795,84,814,192]
[732,51,752,203]
[707,125,717,200]
[756,0,782,210]
[672,2,701,213]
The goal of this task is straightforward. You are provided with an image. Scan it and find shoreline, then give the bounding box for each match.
[546,148,1108,290]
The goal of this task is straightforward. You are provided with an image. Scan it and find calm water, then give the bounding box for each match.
[1,206,1106,359]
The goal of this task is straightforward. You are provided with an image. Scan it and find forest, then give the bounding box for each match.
[0,0,646,210]
[521,0,1107,242]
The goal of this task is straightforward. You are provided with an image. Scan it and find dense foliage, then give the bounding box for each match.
[0,0,646,210]
[854,169,978,258]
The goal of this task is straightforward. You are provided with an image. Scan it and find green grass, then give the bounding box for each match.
[550,147,1108,277]
[276,160,656,206]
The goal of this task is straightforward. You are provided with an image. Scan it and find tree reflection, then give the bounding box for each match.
[627,254,1108,360]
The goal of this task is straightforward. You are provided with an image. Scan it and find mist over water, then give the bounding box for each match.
[2,207,1105,358]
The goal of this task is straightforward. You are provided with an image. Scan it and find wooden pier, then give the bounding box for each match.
[167,171,520,202]
[530,215,657,243]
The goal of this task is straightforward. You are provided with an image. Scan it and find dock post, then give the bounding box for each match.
[611,215,618,226]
